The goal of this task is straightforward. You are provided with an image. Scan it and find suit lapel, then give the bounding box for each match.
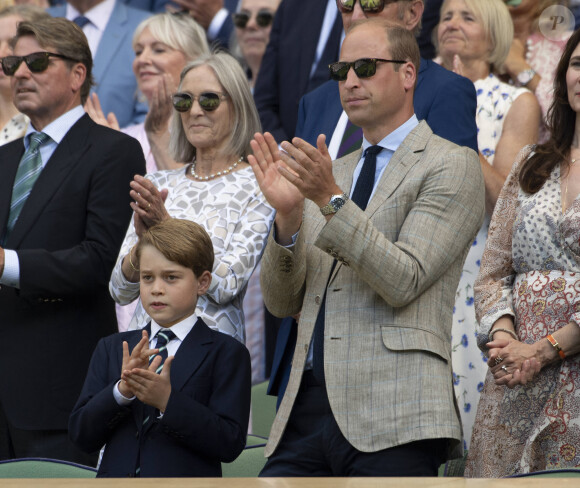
[364,121,431,216]
[6,115,95,248]
[0,141,25,239]
[297,1,329,94]
[170,318,214,392]
[93,2,129,82]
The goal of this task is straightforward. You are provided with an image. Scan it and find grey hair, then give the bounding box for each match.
[170,51,261,162]
[132,12,210,62]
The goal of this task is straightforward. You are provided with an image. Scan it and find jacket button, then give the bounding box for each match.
[315,295,321,304]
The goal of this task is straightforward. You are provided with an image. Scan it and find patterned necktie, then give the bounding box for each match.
[6,132,50,236]
[73,16,90,28]
[312,145,383,384]
[337,120,363,158]
[151,329,176,374]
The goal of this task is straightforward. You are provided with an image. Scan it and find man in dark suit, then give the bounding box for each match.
[253,0,343,142]
[0,17,145,464]
[269,0,478,404]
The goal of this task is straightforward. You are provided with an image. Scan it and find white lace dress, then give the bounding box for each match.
[451,73,529,448]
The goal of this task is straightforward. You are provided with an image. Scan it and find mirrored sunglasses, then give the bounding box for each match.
[336,0,400,13]
[328,57,406,81]
[172,92,228,112]
[233,9,274,28]
[1,51,76,76]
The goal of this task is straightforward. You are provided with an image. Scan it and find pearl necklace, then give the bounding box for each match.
[563,158,578,214]
[189,156,243,181]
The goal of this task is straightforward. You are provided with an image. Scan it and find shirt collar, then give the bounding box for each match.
[25,105,85,146]
[65,0,115,32]
[150,313,198,344]
[361,114,419,154]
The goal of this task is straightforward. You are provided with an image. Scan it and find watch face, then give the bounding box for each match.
[517,69,535,85]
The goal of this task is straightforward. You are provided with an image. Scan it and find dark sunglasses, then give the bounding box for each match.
[233,9,274,28]
[1,51,77,76]
[329,57,406,81]
[336,0,401,13]
[172,92,228,112]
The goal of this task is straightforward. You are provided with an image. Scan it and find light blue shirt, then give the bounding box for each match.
[1,105,85,289]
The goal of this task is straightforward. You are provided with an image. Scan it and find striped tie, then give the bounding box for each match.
[337,119,363,158]
[141,329,177,428]
[6,132,50,236]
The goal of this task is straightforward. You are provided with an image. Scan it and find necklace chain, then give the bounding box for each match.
[563,158,578,214]
[189,156,243,181]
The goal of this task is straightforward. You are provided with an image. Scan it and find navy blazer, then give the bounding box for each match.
[296,58,478,152]
[48,1,150,128]
[0,114,145,430]
[253,0,338,143]
[69,319,251,477]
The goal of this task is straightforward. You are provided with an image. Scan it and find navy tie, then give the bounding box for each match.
[73,16,90,28]
[312,145,383,383]
[151,329,176,374]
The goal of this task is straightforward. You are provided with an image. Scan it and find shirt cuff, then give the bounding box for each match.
[113,380,136,405]
[0,249,20,288]
[207,8,229,40]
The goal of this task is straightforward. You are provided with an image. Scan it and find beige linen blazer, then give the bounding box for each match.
[260,121,485,459]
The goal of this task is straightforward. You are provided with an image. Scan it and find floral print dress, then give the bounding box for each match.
[451,74,529,449]
[465,147,580,476]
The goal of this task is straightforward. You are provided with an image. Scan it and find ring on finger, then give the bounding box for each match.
[501,365,508,374]
[494,357,503,366]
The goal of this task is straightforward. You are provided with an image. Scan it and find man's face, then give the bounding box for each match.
[338,24,412,140]
[340,0,406,31]
[11,36,84,130]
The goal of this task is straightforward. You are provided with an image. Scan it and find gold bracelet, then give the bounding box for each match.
[547,334,566,360]
[489,327,518,341]
[128,247,139,273]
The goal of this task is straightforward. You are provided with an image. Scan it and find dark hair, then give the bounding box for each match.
[519,28,580,193]
[135,218,214,277]
[11,18,94,105]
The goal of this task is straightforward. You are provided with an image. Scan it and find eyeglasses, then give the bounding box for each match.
[172,92,228,112]
[1,51,77,76]
[328,57,405,81]
[233,9,274,28]
[336,0,401,13]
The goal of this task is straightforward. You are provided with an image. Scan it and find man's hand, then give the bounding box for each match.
[119,330,157,398]
[122,355,174,412]
[278,133,342,208]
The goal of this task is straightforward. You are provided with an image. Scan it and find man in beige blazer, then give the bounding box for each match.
[249,18,484,476]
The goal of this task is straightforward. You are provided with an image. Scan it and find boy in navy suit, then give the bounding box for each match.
[69,219,251,477]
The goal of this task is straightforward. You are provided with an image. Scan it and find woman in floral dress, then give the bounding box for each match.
[436,0,540,447]
[466,28,580,477]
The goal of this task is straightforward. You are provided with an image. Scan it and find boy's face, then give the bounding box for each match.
[139,245,211,328]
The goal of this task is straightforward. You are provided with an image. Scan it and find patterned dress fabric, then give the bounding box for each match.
[109,165,275,343]
[1,113,28,147]
[452,74,528,449]
[466,147,580,477]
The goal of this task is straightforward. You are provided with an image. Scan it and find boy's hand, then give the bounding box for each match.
[119,330,158,398]
[121,356,173,412]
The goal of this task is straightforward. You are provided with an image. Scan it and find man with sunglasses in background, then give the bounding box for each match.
[268,0,479,413]
[0,17,145,464]
[250,18,484,476]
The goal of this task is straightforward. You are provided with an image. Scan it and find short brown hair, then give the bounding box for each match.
[11,17,94,104]
[348,18,420,74]
[135,218,214,277]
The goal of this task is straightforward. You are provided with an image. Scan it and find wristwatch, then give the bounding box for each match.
[320,193,349,216]
[516,68,536,87]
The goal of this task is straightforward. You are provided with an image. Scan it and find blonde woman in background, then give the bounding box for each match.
[85,12,209,173]
[436,0,540,449]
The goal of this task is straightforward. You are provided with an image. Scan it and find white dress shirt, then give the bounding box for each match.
[65,0,115,57]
